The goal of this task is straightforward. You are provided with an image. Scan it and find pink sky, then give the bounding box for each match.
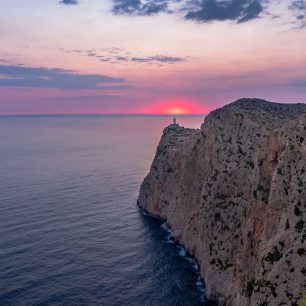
[0,0,306,114]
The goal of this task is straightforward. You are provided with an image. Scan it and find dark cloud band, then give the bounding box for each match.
[112,0,169,16]
[0,65,125,90]
[60,0,79,5]
[185,0,263,23]
[111,0,264,23]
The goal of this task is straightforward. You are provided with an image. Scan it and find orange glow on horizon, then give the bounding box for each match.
[142,98,206,115]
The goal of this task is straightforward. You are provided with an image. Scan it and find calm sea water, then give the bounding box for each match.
[0,115,206,306]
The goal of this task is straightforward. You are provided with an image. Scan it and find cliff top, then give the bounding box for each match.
[205,98,306,131]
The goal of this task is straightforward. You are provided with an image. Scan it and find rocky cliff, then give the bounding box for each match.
[138,98,306,306]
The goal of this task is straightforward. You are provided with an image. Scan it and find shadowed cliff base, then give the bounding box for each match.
[138,98,306,306]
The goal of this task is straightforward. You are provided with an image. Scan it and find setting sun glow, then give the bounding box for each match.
[143,99,205,115]
[166,107,187,115]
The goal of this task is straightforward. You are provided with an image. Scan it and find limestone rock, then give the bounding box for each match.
[138,98,306,306]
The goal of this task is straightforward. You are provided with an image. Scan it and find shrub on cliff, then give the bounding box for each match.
[298,293,306,306]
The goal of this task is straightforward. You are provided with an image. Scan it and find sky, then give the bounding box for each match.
[0,0,306,114]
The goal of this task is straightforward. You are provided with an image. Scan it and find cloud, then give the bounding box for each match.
[287,76,306,90]
[85,49,185,64]
[60,48,186,65]
[288,0,306,26]
[289,0,306,19]
[131,55,185,63]
[112,0,169,15]
[56,0,306,27]
[289,0,306,11]
[87,50,129,63]
[185,0,263,23]
[0,58,12,64]
[0,65,126,90]
[111,0,265,23]
[60,0,79,4]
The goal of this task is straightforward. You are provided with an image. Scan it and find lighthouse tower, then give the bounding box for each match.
[173,117,178,125]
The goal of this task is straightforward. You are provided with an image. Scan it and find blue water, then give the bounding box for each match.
[0,115,205,306]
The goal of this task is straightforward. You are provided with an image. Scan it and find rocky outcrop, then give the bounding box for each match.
[138,99,306,306]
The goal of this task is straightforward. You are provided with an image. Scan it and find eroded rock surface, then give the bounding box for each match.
[138,98,306,306]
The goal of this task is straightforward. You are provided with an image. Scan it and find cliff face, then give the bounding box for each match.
[138,99,306,306]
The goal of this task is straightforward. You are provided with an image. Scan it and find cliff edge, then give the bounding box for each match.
[138,98,306,306]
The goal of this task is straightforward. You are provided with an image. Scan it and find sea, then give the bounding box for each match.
[0,115,206,306]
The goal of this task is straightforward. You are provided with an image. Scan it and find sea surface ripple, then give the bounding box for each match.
[0,115,205,306]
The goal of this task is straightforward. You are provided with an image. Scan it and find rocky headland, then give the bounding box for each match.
[138,98,306,306]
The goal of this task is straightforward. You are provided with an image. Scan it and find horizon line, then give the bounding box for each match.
[0,113,207,116]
